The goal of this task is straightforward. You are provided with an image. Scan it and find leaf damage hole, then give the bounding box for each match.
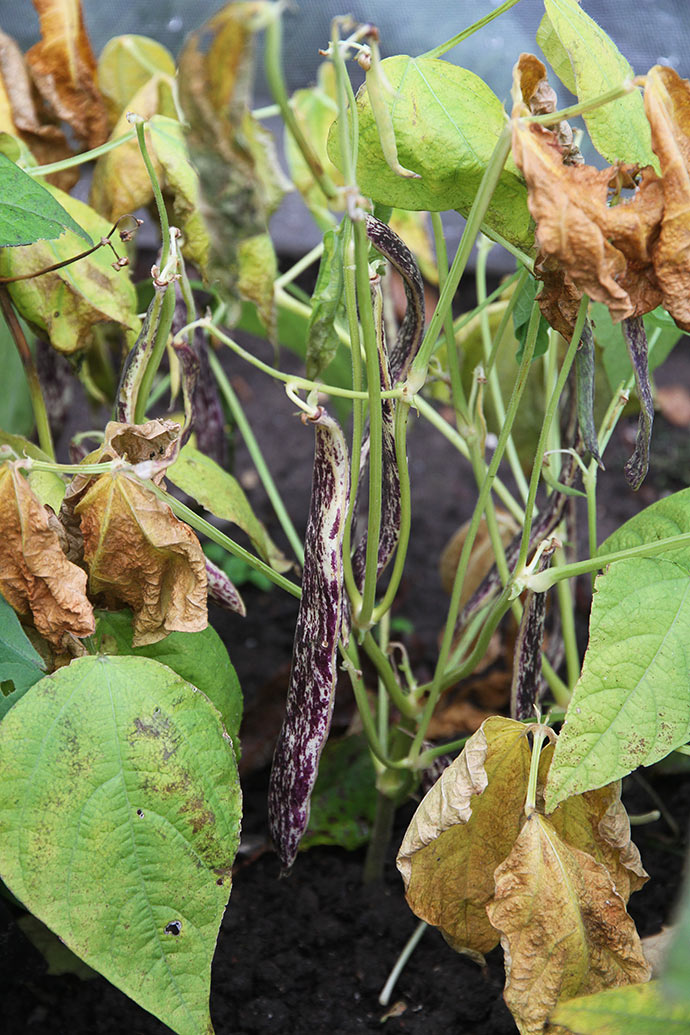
[136,808,144,818]
[164,920,182,936]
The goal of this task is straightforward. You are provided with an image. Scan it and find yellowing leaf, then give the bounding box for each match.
[285,63,342,230]
[26,0,108,148]
[76,470,207,646]
[397,716,532,953]
[512,120,664,326]
[177,2,287,325]
[237,231,277,341]
[0,186,140,354]
[644,65,690,332]
[0,462,93,646]
[486,813,650,1035]
[96,34,176,127]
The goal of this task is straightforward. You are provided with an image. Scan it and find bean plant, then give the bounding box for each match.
[1,1,690,1033]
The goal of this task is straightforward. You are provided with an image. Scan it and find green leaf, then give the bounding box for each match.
[513,276,549,361]
[302,734,377,851]
[284,63,340,231]
[0,654,241,1035]
[546,487,690,810]
[0,153,92,247]
[94,609,242,755]
[328,55,533,250]
[306,226,345,381]
[591,303,684,395]
[0,593,45,719]
[167,443,290,572]
[0,319,34,438]
[0,186,140,354]
[540,0,657,168]
[536,12,576,94]
[551,981,690,1033]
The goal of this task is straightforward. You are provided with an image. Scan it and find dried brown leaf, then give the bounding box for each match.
[397,716,532,954]
[0,462,94,646]
[644,65,690,331]
[76,470,207,646]
[515,53,582,165]
[487,813,651,1035]
[0,29,76,190]
[512,120,663,328]
[26,0,108,148]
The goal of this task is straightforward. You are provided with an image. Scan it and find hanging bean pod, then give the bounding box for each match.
[268,406,351,873]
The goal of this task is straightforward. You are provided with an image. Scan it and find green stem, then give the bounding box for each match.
[476,236,530,502]
[484,266,529,377]
[26,130,136,176]
[524,725,548,814]
[409,303,541,757]
[147,482,302,598]
[134,120,170,270]
[208,351,305,566]
[197,319,400,401]
[133,284,176,424]
[410,123,513,385]
[264,10,339,202]
[379,921,428,1007]
[275,287,350,348]
[341,228,365,612]
[527,532,690,593]
[415,396,524,524]
[527,82,637,127]
[420,0,523,58]
[554,546,580,690]
[274,241,324,290]
[515,297,589,575]
[0,288,54,459]
[371,403,412,624]
[340,640,399,768]
[362,791,397,885]
[431,211,469,424]
[452,269,523,339]
[355,222,384,629]
[541,657,571,706]
[362,630,417,720]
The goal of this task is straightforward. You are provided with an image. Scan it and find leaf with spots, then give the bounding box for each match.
[0,653,242,1035]
[546,486,690,810]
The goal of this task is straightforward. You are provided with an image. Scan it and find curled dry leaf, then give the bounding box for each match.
[75,469,207,646]
[0,462,94,647]
[515,53,582,165]
[512,118,664,329]
[0,30,77,190]
[486,813,650,1035]
[397,716,532,954]
[26,0,108,148]
[644,65,690,331]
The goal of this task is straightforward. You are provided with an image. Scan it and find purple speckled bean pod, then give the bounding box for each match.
[622,316,653,490]
[205,557,246,616]
[510,539,557,721]
[268,406,351,873]
[352,217,425,589]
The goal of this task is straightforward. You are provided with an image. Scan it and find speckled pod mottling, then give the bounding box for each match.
[268,408,351,873]
[622,316,653,490]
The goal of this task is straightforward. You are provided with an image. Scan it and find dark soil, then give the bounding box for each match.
[4,307,690,1033]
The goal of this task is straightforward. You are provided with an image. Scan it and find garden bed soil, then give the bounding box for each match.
[4,326,690,1034]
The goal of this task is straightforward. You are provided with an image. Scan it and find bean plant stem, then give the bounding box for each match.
[524,725,548,814]
[430,212,469,424]
[526,531,690,592]
[476,235,530,502]
[264,10,339,202]
[134,121,170,270]
[207,351,305,566]
[410,123,513,385]
[409,302,542,757]
[353,222,384,629]
[371,403,412,624]
[26,130,136,176]
[0,288,54,459]
[362,791,397,885]
[147,483,302,599]
[415,396,525,524]
[554,546,580,691]
[515,297,589,576]
[133,284,176,424]
[274,242,324,290]
[420,0,522,59]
